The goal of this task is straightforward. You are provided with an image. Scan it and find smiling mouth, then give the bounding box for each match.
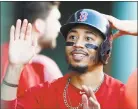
[71,50,88,61]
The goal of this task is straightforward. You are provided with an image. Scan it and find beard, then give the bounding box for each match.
[38,37,56,49]
[68,64,88,74]
[66,47,101,74]
[66,54,100,74]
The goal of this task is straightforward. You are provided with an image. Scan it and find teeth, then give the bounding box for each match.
[72,54,86,61]
[73,54,85,56]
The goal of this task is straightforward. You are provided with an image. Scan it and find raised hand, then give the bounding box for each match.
[82,85,100,109]
[9,19,37,65]
[104,14,137,39]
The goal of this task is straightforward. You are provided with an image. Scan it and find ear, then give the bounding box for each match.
[34,19,45,35]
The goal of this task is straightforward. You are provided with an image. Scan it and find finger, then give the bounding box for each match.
[89,97,99,107]
[10,25,15,42]
[82,85,90,96]
[104,14,116,24]
[103,14,121,29]
[20,19,28,40]
[26,23,32,42]
[104,14,115,21]
[88,87,97,101]
[15,19,21,40]
[26,23,36,59]
[82,94,89,109]
[112,31,124,40]
[102,14,114,23]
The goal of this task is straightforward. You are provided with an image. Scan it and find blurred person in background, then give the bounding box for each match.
[1,1,63,97]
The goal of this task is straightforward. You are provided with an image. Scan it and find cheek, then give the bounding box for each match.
[87,50,98,64]
[65,47,72,56]
[45,20,60,39]
[50,19,60,32]
[65,47,73,63]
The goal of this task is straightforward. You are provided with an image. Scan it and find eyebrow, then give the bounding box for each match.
[68,30,77,34]
[85,30,98,36]
[68,29,98,36]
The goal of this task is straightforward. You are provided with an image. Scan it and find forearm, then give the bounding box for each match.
[1,64,24,100]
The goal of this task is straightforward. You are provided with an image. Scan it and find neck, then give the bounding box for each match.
[70,64,104,90]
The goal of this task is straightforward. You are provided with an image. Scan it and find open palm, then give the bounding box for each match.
[104,15,137,39]
[9,19,36,65]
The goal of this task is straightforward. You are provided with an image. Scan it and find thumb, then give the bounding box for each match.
[112,31,124,40]
[82,94,89,109]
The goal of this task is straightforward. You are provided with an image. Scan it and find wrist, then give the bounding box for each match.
[8,63,25,68]
[4,64,25,84]
[3,79,18,87]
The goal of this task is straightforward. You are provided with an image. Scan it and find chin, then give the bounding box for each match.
[68,63,88,74]
[71,61,86,66]
[51,41,57,49]
[40,40,57,49]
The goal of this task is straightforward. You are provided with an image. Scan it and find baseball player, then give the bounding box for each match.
[1,1,62,97]
[1,9,137,109]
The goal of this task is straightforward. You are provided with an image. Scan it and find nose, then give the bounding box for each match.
[54,21,61,33]
[58,21,61,30]
[73,39,84,49]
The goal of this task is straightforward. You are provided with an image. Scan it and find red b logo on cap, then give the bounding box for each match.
[78,11,88,22]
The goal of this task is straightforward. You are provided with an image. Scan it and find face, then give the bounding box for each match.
[39,6,61,49]
[65,25,104,73]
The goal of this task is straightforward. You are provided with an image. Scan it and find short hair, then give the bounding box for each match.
[21,1,60,23]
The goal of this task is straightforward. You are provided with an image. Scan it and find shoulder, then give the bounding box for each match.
[103,74,125,102]
[50,74,69,88]
[22,81,51,96]
[32,54,57,65]
[28,74,69,92]
[104,74,125,90]
[31,54,61,71]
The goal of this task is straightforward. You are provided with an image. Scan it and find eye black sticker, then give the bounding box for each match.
[66,42,98,50]
[85,44,98,50]
[66,42,75,46]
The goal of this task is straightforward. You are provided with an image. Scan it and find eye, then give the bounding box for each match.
[69,35,77,41]
[86,36,93,41]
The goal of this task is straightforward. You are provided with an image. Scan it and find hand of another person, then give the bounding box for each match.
[9,19,37,65]
[104,14,137,39]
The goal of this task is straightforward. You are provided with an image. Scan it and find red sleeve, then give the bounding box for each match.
[1,43,9,83]
[1,82,50,109]
[17,64,42,97]
[1,99,17,109]
[119,84,132,109]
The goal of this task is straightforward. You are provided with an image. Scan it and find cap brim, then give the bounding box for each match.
[60,22,105,39]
